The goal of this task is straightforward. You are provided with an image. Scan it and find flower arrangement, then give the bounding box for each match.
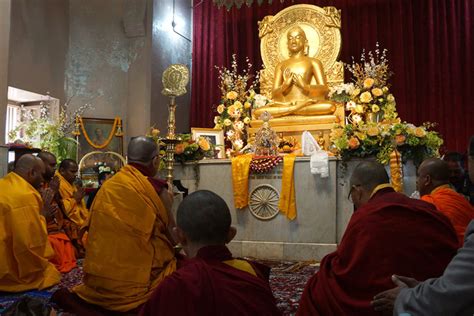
[214,54,259,154]
[330,45,443,166]
[329,43,396,124]
[174,134,215,163]
[8,97,93,162]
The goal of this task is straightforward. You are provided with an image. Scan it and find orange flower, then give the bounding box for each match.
[395,134,406,145]
[348,137,360,149]
[414,127,426,137]
[175,143,185,154]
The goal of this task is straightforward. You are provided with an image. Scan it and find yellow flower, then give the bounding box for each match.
[243,117,251,124]
[355,132,367,141]
[348,137,360,149]
[234,101,243,109]
[360,91,373,103]
[244,102,251,109]
[214,123,223,129]
[217,104,225,114]
[151,128,160,137]
[363,78,375,89]
[249,90,256,98]
[382,86,389,93]
[371,88,383,97]
[352,88,361,96]
[224,119,232,126]
[198,137,210,151]
[227,105,237,117]
[415,127,426,137]
[367,126,379,137]
[355,104,365,113]
[371,105,380,113]
[226,91,238,100]
[395,134,406,145]
[387,94,395,102]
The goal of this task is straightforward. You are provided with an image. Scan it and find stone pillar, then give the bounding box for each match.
[0,0,11,145]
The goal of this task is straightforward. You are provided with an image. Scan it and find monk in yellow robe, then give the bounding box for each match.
[418,158,474,246]
[56,159,88,227]
[52,136,177,313]
[0,154,61,292]
[38,152,77,273]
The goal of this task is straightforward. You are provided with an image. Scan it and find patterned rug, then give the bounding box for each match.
[0,260,318,315]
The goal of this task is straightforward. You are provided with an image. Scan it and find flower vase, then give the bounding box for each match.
[365,112,383,123]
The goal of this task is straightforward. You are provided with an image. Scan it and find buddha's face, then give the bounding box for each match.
[287,27,307,55]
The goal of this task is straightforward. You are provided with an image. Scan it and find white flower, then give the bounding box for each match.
[234,121,244,130]
[226,130,235,138]
[352,114,362,124]
[234,139,244,150]
[214,116,220,124]
[253,94,268,108]
[346,101,356,111]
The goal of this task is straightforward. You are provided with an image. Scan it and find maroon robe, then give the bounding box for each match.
[297,188,458,316]
[140,245,281,316]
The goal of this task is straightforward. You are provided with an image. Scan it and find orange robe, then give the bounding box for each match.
[0,172,61,292]
[43,183,77,273]
[73,164,176,312]
[56,171,88,227]
[422,185,474,245]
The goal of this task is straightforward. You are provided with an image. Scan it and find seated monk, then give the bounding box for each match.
[253,26,335,119]
[0,154,61,292]
[297,161,458,316]
[418,158,474,246]
[56,159,88,227]
[140,190,281,316]
[38,152,78,272]
[52,136,177,313]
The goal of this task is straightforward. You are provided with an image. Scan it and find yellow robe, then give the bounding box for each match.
[73,165,176,312]
[0,172,61,292]
[56,171,88,227]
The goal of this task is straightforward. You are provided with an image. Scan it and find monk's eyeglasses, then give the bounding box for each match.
[348,184,361,203]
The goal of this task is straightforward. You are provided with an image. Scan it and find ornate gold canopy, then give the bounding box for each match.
[259,4,344,98]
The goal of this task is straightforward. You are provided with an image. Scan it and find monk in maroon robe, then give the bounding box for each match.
[140,190,281,316]
[297,161,458,316]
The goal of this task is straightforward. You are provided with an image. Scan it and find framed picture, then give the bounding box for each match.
[77,117,124,161]
[191,127,225,158]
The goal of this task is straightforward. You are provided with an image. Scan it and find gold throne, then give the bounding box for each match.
[249,4,345,149]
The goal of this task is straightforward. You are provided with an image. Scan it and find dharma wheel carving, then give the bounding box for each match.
[248,184,280,220]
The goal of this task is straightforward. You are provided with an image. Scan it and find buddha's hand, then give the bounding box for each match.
[282,68,294,90]
[292,74,309,93]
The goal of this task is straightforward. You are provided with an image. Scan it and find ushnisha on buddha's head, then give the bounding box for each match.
[175,190,237,258]
[287,26,309,56]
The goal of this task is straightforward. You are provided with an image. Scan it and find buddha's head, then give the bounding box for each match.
[287,26,308,56]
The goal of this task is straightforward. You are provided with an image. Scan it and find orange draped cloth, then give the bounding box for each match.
[48,233,77,273]
[422,185,474,246]
[279,154,297,220]
[231,154,253,209]
[297,187,458,316]
[0,172,61,292]
[56,171,88,227]
[73,164,176,312]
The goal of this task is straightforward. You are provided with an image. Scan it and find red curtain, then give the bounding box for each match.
[191,0,473,152]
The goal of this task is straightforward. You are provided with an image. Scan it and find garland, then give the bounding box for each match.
[250,156,283,173]
[79,117,119,149]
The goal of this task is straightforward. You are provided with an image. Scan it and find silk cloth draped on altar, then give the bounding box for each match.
[191,0,472,151]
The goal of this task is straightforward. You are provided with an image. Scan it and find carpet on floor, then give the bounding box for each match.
[0,260,318,315]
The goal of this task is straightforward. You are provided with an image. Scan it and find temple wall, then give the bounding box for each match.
[0,0,11,144]
[151,0,192,134]
[8,0,69,104]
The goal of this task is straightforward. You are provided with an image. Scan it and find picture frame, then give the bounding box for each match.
[77,118,124,175]
[191,127,225,159]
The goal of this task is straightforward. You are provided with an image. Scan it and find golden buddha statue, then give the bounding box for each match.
[253,26,336,119]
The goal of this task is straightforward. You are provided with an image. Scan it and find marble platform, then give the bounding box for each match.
[168,157,416,261]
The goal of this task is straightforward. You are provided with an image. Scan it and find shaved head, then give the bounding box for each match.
[350,161,390,190]
[38,151,57,181]
[14,154,45,189]
[177,190,231,244]
[127,136,158,162]
[417,158,450,196]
